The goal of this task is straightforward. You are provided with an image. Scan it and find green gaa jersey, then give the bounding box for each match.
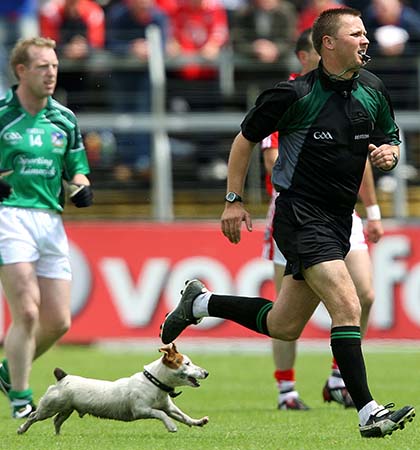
[0,86,90,213]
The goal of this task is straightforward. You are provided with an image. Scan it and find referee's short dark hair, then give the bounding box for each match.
[295,28,313,55]
[312,7,361,55]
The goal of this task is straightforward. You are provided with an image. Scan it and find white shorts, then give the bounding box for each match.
[0,206,72,280]
[262,193,368,266]
[262,192,287,265]
[348,212,368,251]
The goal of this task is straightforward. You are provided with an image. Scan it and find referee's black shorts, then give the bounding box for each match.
[272,194,352,280]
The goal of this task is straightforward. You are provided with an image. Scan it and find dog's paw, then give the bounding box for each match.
[17,425,26,435]
[197,416,209,427]
[165,421,178,432]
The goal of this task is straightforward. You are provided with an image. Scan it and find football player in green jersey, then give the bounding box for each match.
[0,37,93,419]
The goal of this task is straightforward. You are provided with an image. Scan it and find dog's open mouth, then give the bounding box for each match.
[187,376,200,387]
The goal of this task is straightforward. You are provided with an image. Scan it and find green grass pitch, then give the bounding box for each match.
[0,344,418,450]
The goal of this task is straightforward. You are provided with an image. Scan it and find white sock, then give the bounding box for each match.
[332,368,341,377]
[328,374,345,389]
[278,380,295,394]
[359,400,389,425]
[279,389,298,403]
[192,291,212,318]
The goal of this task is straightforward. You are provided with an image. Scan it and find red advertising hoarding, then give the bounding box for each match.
[1,221,420,342]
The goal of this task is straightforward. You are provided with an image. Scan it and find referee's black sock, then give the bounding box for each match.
[208,294,273,336]
[330,326,373,411]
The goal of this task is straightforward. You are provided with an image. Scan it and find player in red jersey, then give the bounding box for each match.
[261,28,384,410]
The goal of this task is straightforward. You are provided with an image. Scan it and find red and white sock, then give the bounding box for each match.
[274,369,298,400]
[328,358,345,388]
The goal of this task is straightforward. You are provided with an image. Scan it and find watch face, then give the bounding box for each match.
[226,192,235,202]
[226,192,242,203]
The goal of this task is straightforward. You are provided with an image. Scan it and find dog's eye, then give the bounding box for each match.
[185,361,190,366]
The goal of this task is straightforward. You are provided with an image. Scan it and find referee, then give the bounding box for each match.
[161,8,415,438]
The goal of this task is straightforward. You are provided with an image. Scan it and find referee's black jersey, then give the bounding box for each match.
[241,63,401,215]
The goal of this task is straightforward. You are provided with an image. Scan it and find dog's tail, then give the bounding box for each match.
[54,367,68,381]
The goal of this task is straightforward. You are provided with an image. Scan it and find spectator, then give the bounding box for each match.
[343,1,370,14]
[231,0,297,101]
[297,0,342,34]
[106,0,169,182]
[363,0,420,109]
[40,0,105,56]
[156,0,177,15]
[219,0,249,27]
[164,0,229,184]
[232,0,296,64]
[166,0,229,111]
[402,1,420,13]
[40,0,106,111]
[363,0,420,57]
[0,0,39,96]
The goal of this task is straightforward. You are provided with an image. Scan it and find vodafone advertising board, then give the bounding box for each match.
[1,221,420,342]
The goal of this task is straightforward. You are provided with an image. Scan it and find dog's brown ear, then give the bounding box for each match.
[160,343,182,368]
[159,345,171,354]
[159,343,178,355]
[159,342,180,365]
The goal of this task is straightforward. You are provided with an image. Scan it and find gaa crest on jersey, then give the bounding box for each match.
[3,131,23,144]
[51,132,65,147]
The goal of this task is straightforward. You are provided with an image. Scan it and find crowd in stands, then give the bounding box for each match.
[1,0,420,185]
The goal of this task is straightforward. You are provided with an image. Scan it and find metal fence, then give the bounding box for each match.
[67,26,420,221]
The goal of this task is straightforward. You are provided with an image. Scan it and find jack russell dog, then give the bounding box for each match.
[17,343,209,435]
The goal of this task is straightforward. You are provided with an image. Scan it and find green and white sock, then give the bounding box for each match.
[9,388,33,403]
[0,358,10,385]
[10,388,34,419]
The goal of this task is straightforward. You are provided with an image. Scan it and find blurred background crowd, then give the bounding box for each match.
[2,0,420,218]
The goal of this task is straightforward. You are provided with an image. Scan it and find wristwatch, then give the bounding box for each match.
[380,152,399,172]
[225,192,243,203]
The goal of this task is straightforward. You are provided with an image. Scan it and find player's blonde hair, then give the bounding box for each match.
[10,37,56,79]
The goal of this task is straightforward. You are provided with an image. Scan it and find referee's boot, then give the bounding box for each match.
[359,403,415,438]
[160,279,206,344]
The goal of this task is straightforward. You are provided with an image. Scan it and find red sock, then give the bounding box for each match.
[274,369,295,383]
[331,358,339,371]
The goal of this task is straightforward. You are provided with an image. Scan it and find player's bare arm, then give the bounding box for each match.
[358,159,383,243]
[263,147,278,176]
[221,133,254,244]
[71,174,91,186]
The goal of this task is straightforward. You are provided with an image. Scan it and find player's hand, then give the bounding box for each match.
[221,203,252,244]
[0,179,12,201]
[366,219,384,243]
[369,144,399,171]
[70,185,93,208]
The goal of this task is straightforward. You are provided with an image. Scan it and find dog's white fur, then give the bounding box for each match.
[17,343,209,434]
